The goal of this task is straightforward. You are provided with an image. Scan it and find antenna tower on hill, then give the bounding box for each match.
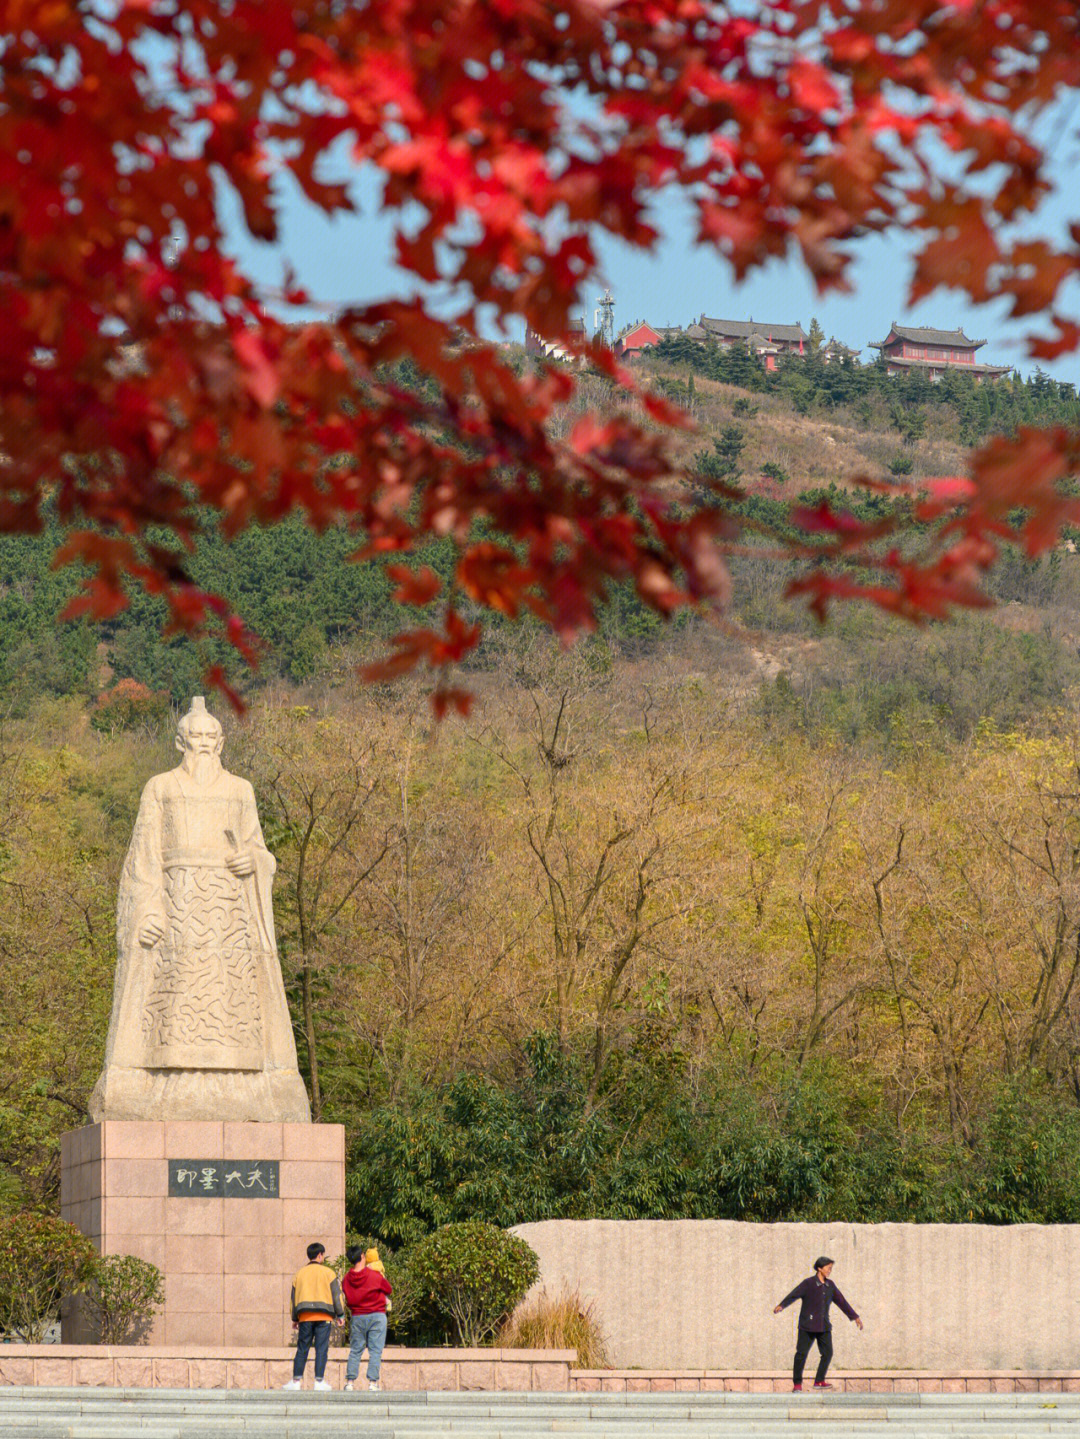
[594,288,615,348]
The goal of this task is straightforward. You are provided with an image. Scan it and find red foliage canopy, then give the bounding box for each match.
[2,1,1079,706]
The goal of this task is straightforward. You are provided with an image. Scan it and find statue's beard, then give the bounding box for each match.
[182,751,223,786]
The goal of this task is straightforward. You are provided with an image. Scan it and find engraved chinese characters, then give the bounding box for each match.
[168,1159,280,1197]
[89,697,311,1123]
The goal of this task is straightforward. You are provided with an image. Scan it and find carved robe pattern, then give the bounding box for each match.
[142,866,263,1066]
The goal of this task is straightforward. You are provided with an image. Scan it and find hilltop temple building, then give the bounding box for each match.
[870,323,1010,380]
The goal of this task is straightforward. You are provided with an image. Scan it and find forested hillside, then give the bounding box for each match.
[651,339,1080,453]
[4,357,1080,1236]
[2,351,1077,710]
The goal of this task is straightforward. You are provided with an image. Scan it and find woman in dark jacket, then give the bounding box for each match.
[773,1256,863,1391]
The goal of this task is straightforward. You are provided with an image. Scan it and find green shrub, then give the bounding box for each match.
[938,1075,1080,1224]
[403,1221,539,1346]
[83,1254,165,1345]
[760,461,790,485]
[0,1213,98,1342]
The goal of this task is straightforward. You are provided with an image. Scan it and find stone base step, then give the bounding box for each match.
[6,1430,1080,1439]
[3,1390,1080,1439]
[3,1429,1075,1438]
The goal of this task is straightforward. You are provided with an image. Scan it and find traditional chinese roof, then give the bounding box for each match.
[616,321,660,343]
[655,323,708,341]
[650,320,710,339]
[880,355,1009,375]
[872,323,985,349]
[700,315,808,343]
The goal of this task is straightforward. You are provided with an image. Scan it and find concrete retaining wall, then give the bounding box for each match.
[512,1220,1080,1370]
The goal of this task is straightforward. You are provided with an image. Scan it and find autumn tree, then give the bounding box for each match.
[479,655,697,1107]
[4,2,1080,701]
[792,769,869,1068]
[968,741,1080,1093]
[235,704,388,1119]
[871,826,986,1145]
[346,715,524,1097]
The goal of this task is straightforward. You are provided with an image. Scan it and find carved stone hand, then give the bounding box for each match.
[138,915,166,946]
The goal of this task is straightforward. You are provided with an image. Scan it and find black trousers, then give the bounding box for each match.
[793,1327,833,1385]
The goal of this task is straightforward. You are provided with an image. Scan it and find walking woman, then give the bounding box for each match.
[773,1256,863,1391]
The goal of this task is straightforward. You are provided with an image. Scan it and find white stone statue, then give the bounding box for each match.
[90,697,311,1123]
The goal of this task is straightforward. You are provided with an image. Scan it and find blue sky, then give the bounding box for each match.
[225,142,1080,386]
[594,203,1079,380]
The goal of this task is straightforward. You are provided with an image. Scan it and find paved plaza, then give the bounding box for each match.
[5,1388,1080,1438]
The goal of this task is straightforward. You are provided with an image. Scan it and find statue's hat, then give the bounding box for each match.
[177,694,220,737]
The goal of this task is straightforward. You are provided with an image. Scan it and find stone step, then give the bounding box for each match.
[3,1426,1080,1439]
[4,1407,1077,1424]
[1,1425,1077,1436]
[4,1392,1079,1405]
[5,1391,1080,1439]
[6,1399,1080,1415]
[4,1398,1076,1412]
[6,1419,1078,1429]
[2,1421,1080,1433]
[5,1393,1079,1404]
[4,1426,1080,1439]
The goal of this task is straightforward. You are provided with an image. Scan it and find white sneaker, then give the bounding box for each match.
[313,1378,332,1392]
[368,1381,380,1392]
[282,1379,301,1391]
[344,1381,354,1391]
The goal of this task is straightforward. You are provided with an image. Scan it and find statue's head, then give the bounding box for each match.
[176,696,224,780]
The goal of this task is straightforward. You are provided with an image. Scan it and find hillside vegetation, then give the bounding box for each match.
[2,350,1077,708]
[6,622,1080,1233]
[4,357,1080,1234]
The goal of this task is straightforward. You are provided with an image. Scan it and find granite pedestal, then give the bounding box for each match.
[60,1120,345,1347]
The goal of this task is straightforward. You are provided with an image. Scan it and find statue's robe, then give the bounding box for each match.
[90,765,311,1123]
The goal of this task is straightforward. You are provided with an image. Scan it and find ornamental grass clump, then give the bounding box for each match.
[0,1213,98,1343]
[497,1285,610,1369]
[405,1221,538,1347]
